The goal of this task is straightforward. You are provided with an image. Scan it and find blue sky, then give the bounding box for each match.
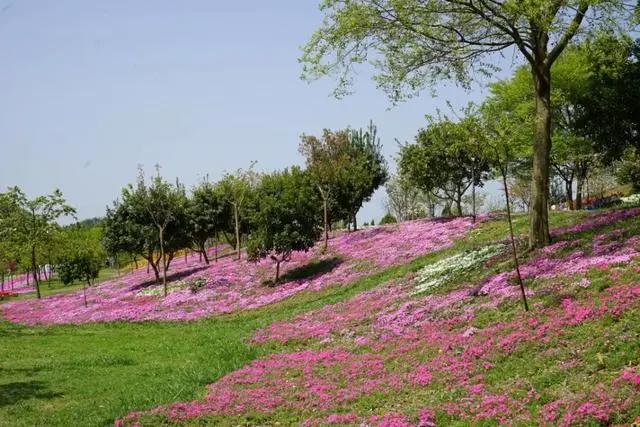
[0,1,518,222]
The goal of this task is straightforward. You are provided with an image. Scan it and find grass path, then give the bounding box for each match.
[0,212,586,426]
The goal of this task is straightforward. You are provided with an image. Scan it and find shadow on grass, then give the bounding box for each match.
[262,257,343,287]
[0,380,62,406]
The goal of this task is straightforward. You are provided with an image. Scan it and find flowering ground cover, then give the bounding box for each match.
[1,217,477,325]
[1,273,36,295]
[117,208,640,426]
[2,208,639,427]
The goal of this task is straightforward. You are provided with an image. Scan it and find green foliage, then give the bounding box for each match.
[247,167,321,283]
[58,253,101,286]
[217,165,261,257]
[385,174,435,221]
[57,227,105,287]
[300,0,626,101]
[103,169,190,287]
[340,122,389,227]
[301,0,632,248]
[616,148,640,192]
[300,129,353,229]
[399,115,491,216]
[379,212,398,225]
[300,122,388,230]
[573,35,640,162]
[0,187,76,298]
[187,180,230,263]
[0,211,596,427]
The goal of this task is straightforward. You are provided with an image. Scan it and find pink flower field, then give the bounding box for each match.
[117,208,640,426]
[1,273,36,295]
[1,216,477,325]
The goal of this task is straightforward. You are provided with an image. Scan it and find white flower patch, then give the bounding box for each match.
[621,193,640,205]
[137,280,188,297]
[414,244,504,294]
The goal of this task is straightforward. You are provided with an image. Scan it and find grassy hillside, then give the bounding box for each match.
[2,210,639,426]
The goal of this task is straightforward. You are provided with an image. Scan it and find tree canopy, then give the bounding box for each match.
[399,116,491,216]
[247,167,321,284]
[301,0,636,248]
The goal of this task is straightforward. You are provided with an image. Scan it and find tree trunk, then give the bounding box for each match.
[165,252,174,272]
[202,246,210,265]
[323,197,329,252]
[234,205,241,260]
[455,194,463,217]
[352,213,358,232]
[471,176,476,223]
[274,260,281,285]
[148,259,160,282]
[31,247,41,299]
[529,66,552,248]
[565,178,574,210]
[576,175,584,210]
[159,227,167,297]
[215,232,219,262]
[83,281,88,308]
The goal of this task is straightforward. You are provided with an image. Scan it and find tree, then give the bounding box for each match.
[385,174,435,221]
[219,164,260,260]
[300,122,388,237]
[247,167,321,284]
[103,171,189,292]
[104,194,160,281]
[379,212,398,225]
[301,0,633,247]
[136,168,189,297]
[508,176,532,213]
[573,35,640,162]
[399,116,491,216]
[341,122,389,230]
[616,147,640,192]
[487,45,604,210]
[300,129,352,251]
[58,227,105,307]
[2,187,75,299]
[187,179,229,264]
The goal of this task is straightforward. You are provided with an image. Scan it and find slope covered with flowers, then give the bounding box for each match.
[1,217,476,325]
[1,273,35,295]
[119,208,640,426]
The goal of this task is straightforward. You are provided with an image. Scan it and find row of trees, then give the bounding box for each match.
[0,188,107,299]
[382,33,639,223]
[0,122,388,297]
[300,0,639,248]
[103,124,388,292]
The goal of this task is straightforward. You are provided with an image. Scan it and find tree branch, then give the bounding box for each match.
[546,2,589,66]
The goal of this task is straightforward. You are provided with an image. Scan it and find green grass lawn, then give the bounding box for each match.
[0,211,600,427]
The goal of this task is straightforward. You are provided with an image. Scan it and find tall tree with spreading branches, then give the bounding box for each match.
[301,0,636,248]
[2,187,75,299]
